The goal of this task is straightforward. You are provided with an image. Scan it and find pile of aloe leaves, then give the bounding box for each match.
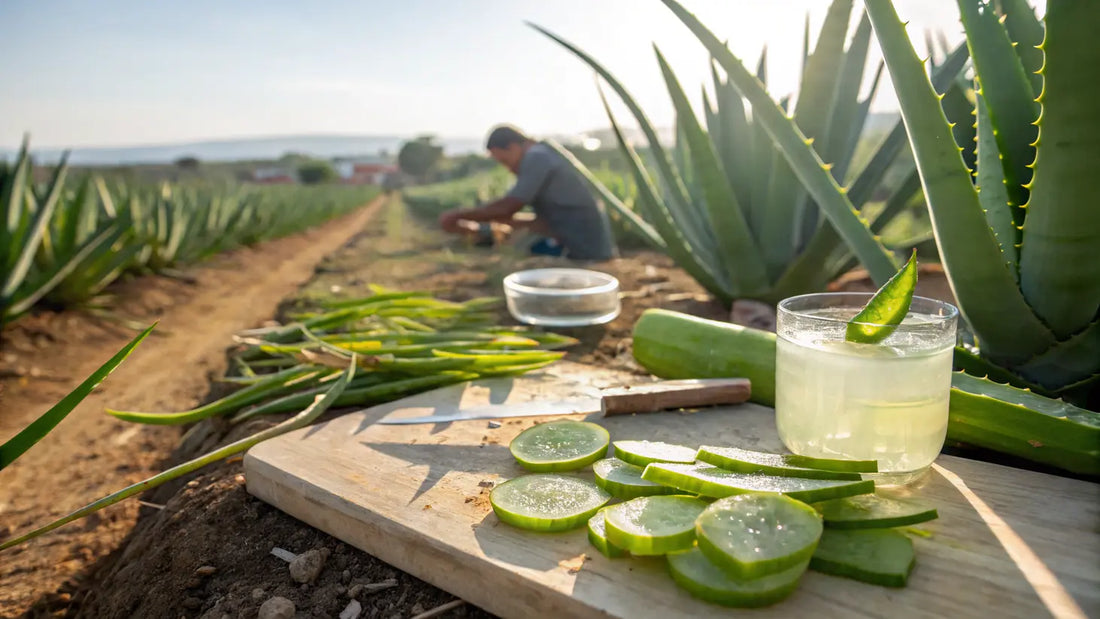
[492,421,938,608]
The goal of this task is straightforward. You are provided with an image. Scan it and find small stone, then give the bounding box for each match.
[347,584,364,599]
[341,569,352,584]
[181,596,202,610]
[409,603,425,615]
[251,588,266,601]
[184,577,202,589]
[257,596,295,619]
[335,585,347,595]
[477,480,494,488]
[195,565,217,576]
[186,480,200,488]
[487,421,501,429]
[289,549,326,584]
[300,583,309,592]
[339,599,363,619]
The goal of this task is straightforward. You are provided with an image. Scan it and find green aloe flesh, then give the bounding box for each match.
[696,446,865,480]
[643,462,875,503]
[695,494,823,579]
[810,528,915,587]
[587,509,628,558]
[783,453,878,473]
[667,549,808,608]
[845,250,918,344]
[603,495,709,556]
[814,494,938,529]
[489,474,610,532]
[593,457,677,499]
[509,421,610,472]
[613,440,698,467]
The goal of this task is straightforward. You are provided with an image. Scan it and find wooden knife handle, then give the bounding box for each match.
[600,378,751,416]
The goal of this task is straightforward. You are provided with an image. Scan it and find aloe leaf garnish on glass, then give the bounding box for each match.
[845,250,918,344]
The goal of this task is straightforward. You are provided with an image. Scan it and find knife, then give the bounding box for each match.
[376,378,751,425]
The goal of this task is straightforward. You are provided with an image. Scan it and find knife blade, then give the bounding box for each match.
[376,378,750,425]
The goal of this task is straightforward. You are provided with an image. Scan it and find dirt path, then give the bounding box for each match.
[0,196,385,618]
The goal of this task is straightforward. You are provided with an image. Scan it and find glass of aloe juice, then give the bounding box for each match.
[775,293,958,485]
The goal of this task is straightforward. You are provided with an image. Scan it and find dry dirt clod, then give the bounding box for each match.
[289,548,327,583]
[341,569,352,584]
[257,596,295,619]
[339,599,363,619]
[251,587,266,601]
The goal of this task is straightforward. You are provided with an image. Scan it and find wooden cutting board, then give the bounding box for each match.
[244,362,1100,619]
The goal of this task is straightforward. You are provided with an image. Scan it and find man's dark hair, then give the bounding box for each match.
[486,125,530,149]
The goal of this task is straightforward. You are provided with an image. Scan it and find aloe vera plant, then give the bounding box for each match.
[533,0,971,306]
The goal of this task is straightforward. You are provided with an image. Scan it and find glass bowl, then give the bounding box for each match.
[502,268,620,327]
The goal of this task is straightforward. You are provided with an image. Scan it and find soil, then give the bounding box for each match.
[1,197,959,619]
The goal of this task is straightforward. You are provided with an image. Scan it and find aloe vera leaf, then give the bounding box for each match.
[949,372,1100,476]
[843,62,885,182]
[0,152,69,307]
[710,65,753,217]
[4,225,118,318]
[656,47,768,296]
[597,87,731,301]
[762,0,853,279]
[545,139,664,250]
[952,346,1047,394]
[941,77,978,176]
[867,168,922,238]
[822,12,873,183]
[748,48,773,234]
[0,323,155,470]
[0,138,30,254]
[664,0,897,287]
[957,0,1038,216]
[529,24,713,257]
[998,0,1045,97]
[845,250,918,343]
[1015,320,1100,391]
[0,360,355,551]
[809,528,915,587]
[863,0,1055,365]
[975,91,1018,278]
[1017,1,1100,338]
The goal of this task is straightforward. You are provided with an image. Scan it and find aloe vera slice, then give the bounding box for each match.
[593,457,677,499]
[603,495,709,555]
[668,548,808,608]
[509,420,610,472]
[697,446,863,480]
[643,462,875,503]
[490,474,610,532]
[782,453,878,473]
[613,440,697,467]
[815,494,938,529]
[695,494,823,579]
[810,528,915,587]
[587,509,628,558]
[846,250,918,344]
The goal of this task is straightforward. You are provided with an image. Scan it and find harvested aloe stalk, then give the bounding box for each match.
[593,457,677,499]
[668,549,808,608]
[695,494,823,579]
[490,474,610,532]
[815,494,938,529]
[810,528,915,587]
[643,462,875,503]
[603,495,709,555]
[613,440,698,466]
[697,446,864,480]
[509,420,610,472]
[587,509,628,558]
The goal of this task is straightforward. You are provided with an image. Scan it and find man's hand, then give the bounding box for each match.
[438,208,467,233]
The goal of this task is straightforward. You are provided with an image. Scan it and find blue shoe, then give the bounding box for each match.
[529,237,564,257]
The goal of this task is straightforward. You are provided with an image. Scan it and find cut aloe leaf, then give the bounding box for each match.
[697,446,863,480]
[490,474,610,532]
[695,494,823,579]
[509,420,610,472]
[815,494,938,529]
[643,462,875,503]
[593,457,678,499]
[846,250,917,344]
[613,440,697,467]
[784,453,878,473]
[587,509,628,558]
[668,548,808,608]
[603,495,709,555]
[810,528,915,587]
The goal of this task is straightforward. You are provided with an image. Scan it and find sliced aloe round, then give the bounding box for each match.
[603,495,708,555]
[490,474,610,532]
[816,494,938,529]
[668,548,808,608]
[587,509,628,558]
[696,494,823,579]
[593,457,677,499]
[613,440,697,467]
[810,528,915,587]
[509,420,610,472]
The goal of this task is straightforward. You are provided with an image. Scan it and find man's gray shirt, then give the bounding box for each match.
[505,142,616,260]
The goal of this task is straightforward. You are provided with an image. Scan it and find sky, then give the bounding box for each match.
[0,0,1045,150]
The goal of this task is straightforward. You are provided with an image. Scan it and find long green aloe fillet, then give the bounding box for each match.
[845,250,917,344]
[0,323,155,470]
[863,0,1055,365]
[1017,0,1100,338]
[661,0,897,287]
[632,309,1100,475]
[0,360,354,550]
